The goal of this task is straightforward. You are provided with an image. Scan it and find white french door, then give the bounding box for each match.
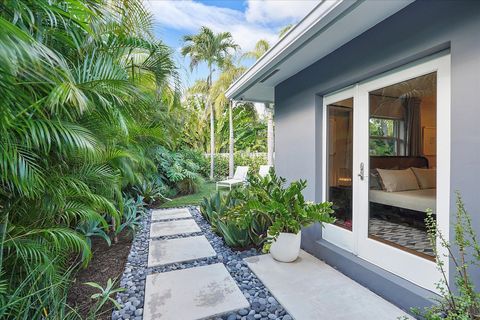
[322,53,450,292]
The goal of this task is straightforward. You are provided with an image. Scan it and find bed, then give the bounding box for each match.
[369,188,436,212]
[369,156,436,213]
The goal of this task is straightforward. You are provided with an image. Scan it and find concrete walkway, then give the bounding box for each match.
[245,250,413,320]
[140,208,412,320]
[148,235,216,267]
[144,209,249,320]
[151,208,192,221]
[150,218,201,237]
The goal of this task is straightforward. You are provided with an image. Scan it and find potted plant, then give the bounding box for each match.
[230,170,335,262]
[264,180,334,262]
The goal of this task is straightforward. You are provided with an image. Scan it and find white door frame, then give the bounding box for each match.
[321,53,450,292]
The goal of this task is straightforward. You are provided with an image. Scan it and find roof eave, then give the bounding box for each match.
[225,0,348,100]
[226,0,415,102]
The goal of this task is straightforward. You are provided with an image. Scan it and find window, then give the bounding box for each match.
[369,118,404,156]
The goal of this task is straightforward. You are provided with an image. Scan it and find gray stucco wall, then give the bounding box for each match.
[274,0,480,311]
[274,93,317,200]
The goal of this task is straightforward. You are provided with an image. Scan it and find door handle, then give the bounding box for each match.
[358,162,365,180]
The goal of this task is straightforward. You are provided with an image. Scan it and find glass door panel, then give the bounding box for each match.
[368,72,437,260]
[327,98,353,231]
[322,88,356,253]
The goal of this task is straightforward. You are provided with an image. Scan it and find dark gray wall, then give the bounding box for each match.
[274,0,480,306]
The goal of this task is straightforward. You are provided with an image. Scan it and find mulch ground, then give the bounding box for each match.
[67,231,133,319]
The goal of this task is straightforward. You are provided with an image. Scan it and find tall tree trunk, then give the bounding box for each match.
[210,101,215,180]
[208,65,215,180]
[229,100,234,178]
[266,103,274,166]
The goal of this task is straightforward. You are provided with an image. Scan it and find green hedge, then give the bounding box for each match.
[203,153,267,179]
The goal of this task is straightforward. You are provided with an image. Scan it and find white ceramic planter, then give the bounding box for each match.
[269,231,301,262]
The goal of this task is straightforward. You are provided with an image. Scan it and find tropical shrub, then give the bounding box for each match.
[0,260,81,319]
[0,0,181,318]
[410,193,480,320]
[211,155,230,179]
[133,180,167,206]
[201,170,334,250]
[206,152,267,179]
[153,146,204,195]
[183,149,210,177]
[199,193,220,227]
[236,153,268,176]
[231,105,267,153]
[229,169,335,252]
[214,102,267,153]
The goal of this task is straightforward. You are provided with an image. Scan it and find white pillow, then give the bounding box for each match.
[376,168,420,192]
[411,167,436,189]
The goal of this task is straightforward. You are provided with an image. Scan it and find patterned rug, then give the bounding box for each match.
[369,218,434,256]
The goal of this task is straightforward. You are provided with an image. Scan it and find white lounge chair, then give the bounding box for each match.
[258,165,272,178]
[216,166,249,190]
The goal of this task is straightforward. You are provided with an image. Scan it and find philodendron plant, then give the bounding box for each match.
[229,169,335,252]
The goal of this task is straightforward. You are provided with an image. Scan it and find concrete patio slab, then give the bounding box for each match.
[148,236,216,267]
[152,208,191,221]
[144,263,250,320]
[245,250,412,320]
[150,219,201,238]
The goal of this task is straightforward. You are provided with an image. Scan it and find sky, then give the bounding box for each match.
[145,0,319,89]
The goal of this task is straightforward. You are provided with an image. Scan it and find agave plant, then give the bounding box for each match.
[85,278,125,317]
[199,191,254,248]
[115,196,147,236]
[76,219,112,249]
[200,191,237,232]
[217,219,251,248]
[200,194,220,230]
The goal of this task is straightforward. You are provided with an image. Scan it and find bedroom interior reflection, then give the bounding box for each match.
[327,98,354,231]
[368,72,437,260]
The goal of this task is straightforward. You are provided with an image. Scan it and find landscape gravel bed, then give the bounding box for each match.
[112,206,292,320]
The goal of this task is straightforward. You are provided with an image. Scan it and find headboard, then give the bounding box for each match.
[370,156,429,170]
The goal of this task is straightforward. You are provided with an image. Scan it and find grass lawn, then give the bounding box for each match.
[160,181,217,208]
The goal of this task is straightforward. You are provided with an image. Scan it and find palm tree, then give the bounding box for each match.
[279,24,294,38]
[183,79,210,150]
[181,27,239,180]
[242,39,270,60]
[244,39,275,166]
[209,58,246,176]
[242,23,292,167]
